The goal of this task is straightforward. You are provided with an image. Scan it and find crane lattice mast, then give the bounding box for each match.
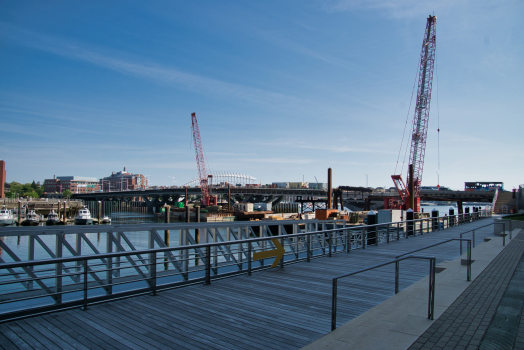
[191,112,211,205]
[391,15,436,210]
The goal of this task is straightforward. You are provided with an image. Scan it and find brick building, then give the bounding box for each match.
[44,176,100,194]
[100,168,147,191]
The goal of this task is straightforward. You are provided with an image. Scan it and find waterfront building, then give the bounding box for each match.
[44,175,100,194]
[100,167,147,192]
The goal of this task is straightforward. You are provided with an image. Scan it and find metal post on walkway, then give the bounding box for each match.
[331,279,338,331]
[467,240,471,282]
[395,261,400,294]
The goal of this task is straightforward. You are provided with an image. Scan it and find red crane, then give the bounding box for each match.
[191,113,217,206]
[389,15,437,212]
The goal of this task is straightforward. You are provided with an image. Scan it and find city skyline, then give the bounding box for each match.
[1,1,522,191]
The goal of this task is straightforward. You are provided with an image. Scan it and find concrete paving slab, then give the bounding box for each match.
[301,228,515,350]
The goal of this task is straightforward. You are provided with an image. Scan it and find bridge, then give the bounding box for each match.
[72,187,328,213]
[71,187,497,214]
[0,210,506,349]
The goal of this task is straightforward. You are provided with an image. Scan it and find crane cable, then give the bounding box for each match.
[394,62,420,176]
[436,46,440,172]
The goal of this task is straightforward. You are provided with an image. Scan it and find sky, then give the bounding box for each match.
[0,0,522,191]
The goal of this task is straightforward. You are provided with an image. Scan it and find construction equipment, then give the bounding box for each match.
[389,15,437,212]
[191,113,217,206]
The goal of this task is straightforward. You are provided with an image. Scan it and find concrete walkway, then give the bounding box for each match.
[302,225,523,350]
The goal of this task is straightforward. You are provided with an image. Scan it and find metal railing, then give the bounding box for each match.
[0,210,492,322]
[331,255,436,331]
[396,239,472,285]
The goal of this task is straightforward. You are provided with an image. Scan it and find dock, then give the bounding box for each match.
[0,215,513,349]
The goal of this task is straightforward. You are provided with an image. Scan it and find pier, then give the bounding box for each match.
[2,211,518,349]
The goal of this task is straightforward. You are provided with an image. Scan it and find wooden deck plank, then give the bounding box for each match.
[129,296,283,350]
[156,292,313,348]
[0,324,32,350]
[16,319,69,350]
[100,303,212,350]
[123,300,279,350]
[39,314,106,350]
[47,312,123,350]
[0,331,19,350]
[24,316,91,350]
[0,220,496,350]
[108,300,239,350]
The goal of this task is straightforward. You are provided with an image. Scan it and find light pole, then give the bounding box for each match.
[436,172,440,190]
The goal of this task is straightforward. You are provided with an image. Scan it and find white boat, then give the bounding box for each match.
[21,210,41,226]
[0,206,15,226]
[101,216,112,224]
[46,210,61,225]
[75,206,93,225]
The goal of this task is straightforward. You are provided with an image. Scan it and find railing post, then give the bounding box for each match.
[82,259,88,311]
[345,230,350,253]
[28,235,35,290]
[428,258,435,320]
[150,251,157,295]
[396,222,400,241]
[386,224,390,243]
[362,228,366,249]
[328,232,332,257]
[472,230,476,248]
[460,233,463,255]
[467,240,471,282]
[307,234,311,261]
[55,233,63,305]
[395,260,400,294]
[106,231,113,295]
[331,279,338,331]
[205,245,211,284]
[280,237,285,268]
[503,223,506,246]
[248,242,252,275]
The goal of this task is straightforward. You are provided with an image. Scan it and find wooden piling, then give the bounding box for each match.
[17,200,21,225]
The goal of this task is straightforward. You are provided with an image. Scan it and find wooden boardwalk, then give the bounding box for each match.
[0,219,498,350]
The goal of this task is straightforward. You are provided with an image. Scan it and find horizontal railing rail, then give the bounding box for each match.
[331,255,436,331]
[396,239,472,287]
[0,210,492,322]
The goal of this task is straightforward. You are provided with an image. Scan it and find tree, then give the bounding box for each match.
[62,189,73,198]
[24,191,39,199]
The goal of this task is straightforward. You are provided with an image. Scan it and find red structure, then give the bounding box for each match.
[0,160,5,199]
[191,113,216,206]
[388,15,437,212]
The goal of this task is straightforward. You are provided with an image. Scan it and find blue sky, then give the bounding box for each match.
[0,0,522,190]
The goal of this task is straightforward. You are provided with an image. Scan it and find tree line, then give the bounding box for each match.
[4,181,72,199]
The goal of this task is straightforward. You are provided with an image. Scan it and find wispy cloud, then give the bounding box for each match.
[1,24,310,110]
[256,138,397,155]
[256,30,360,71]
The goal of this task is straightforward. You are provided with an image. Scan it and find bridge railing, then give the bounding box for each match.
[0,210,492,322]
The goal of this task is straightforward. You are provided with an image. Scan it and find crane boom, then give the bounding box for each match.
[191,112,212,205]
[391,15,436,211]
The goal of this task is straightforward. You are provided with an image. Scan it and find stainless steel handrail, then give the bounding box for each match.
[396,239,472,287]
[331,255,436,331]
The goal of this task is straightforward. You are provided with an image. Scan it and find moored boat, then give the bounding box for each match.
[21,210,41,226]
[0,206,15,226]
[75,206,93,225]
[46,210,61,225]
[101,216,112,224]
